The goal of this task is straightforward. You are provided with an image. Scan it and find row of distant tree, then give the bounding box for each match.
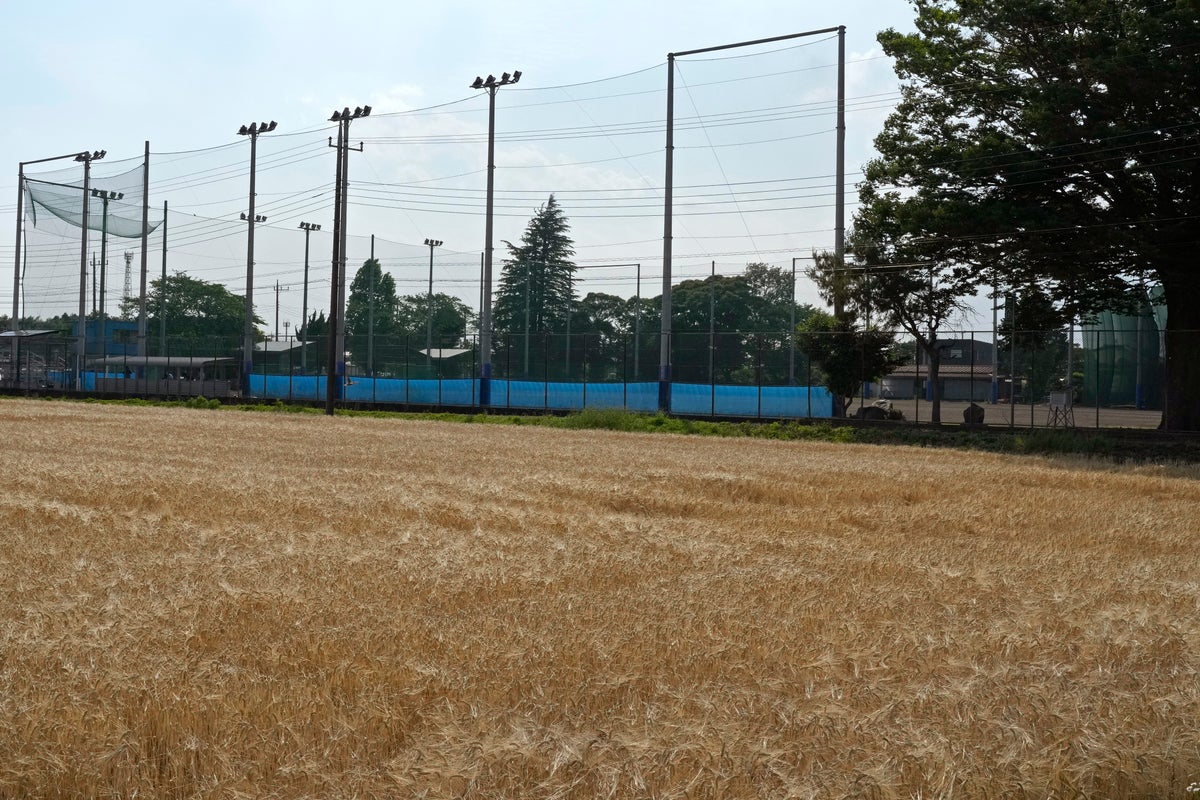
[8,189,1078,417]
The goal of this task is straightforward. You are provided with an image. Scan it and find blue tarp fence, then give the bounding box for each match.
[249,375,833,418]
[59,371,833,418]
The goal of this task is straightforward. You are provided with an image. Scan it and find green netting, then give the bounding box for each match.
[1081,289,1164,406]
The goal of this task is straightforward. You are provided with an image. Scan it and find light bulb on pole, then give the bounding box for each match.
[469,69,521,407]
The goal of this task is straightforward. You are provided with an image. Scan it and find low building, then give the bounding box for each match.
[882,339,996,401]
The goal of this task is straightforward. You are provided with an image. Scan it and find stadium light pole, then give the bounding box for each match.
[790,256,801,386]
[237,119,277,397]
[424,238,442,366]
[325,105,369,415]
[661,26,843,412]
[12,149,94,387]
[91,188,123,365]
[470,70,521,407]
[298,222,320,374]
[74,150,106,391]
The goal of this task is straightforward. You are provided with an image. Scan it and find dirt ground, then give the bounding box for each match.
[852,398,1163,429]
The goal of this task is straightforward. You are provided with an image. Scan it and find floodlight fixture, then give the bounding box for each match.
[298,220,323,373]
[236,116,277,394]
[424,237,443,361]
[323,101,370,412]
[467,66,523,405]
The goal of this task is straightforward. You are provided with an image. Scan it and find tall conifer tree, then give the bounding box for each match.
[493,195,576,345]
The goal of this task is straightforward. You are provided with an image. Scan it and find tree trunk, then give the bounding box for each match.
[1160,275,1200,432]
[832,395,849,418]
[922,341,943,424]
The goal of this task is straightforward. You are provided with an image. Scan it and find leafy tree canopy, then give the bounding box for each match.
[346,259,399,341]
[118,272,261,355]
[861,0,1200,429]
[494,194,577,339]
[803,251,903,416]
[395,293,474,347]
[797,309,903,417]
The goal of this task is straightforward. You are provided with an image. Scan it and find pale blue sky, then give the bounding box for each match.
[2,0,923,332]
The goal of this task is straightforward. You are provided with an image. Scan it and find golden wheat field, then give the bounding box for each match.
[1,398,1198,799]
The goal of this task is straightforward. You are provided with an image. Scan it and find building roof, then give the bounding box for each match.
[0,329,58,338]
[87,356,234,367]
[888,364,995,378]
[255,340,305,353]
[419,347,471,360]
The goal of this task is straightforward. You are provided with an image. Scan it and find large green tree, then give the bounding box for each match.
[862,0,1200,430]
[672,274,759,383]
[345,258,399,371]
[842,223,978,422]
[494,195,576,377]
[669,264,813,385]
[997,288,1070,402]
[797,310,903,417]
[395,293,474,349]
[802,251,904,417]
[119,272,260,356]
[570,292,635,381]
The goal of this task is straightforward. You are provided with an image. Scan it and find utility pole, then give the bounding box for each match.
[325,105,369,415]
[633,260,643,379]
[236,119,278,397]
[470,70,521,406]
[709,260,716,385]
[137,140,150,364]
[160,200,167,354]
[424,238,442,368]
[92,188,123,364]
[75,149,106,391]
[298,222,320,374]
[523,255,532,378]
[273,280,288,340]
[790,257,800,385]
[564,296,572,376]
[368,235,375,376]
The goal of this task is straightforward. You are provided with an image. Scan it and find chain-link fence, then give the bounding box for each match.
[0,326,1176,429]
